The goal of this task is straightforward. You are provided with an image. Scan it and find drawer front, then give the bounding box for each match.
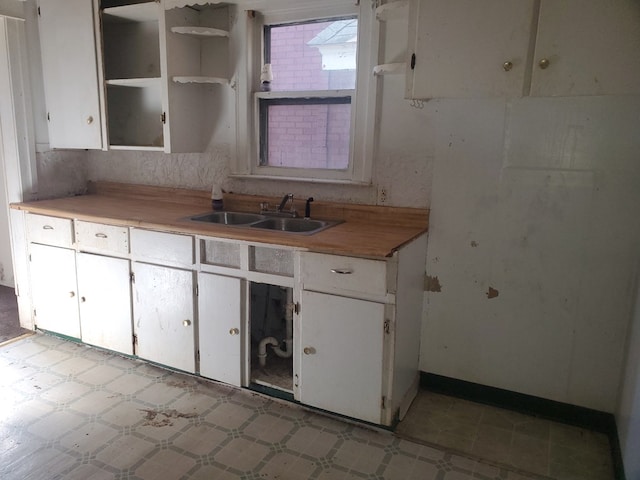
[300,252,387,297]
[26,214,73,248]
[130,228,194,266]
[75,220,129,255]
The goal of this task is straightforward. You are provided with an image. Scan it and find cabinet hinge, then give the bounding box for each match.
[161,112,166,124]
[46,112,50,122]
[130,272,135,283]
[410,53,416,70]
[33,308,37,318]
[196,350,200,362]
[381,396,387,409]
[133,333,138,346]
[293,302,300,315]
[383,319,390,334]
[29,254,31,262]
[37,6,41,16]
[195,283,199,297]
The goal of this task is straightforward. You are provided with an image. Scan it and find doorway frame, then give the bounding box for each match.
[0,13,38,329]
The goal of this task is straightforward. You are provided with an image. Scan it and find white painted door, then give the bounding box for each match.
[77,252,133,355]
[299,291,385,424]
[198,272,242,386]
[37,0,103,149]
[29,243,80,338]
[406,0,535,98]
[530,0,640,96]
[133,262,195,373]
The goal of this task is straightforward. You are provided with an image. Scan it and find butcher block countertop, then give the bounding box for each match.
[11,182,429,258]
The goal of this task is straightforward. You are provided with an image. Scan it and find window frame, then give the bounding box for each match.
[231,1,378,185]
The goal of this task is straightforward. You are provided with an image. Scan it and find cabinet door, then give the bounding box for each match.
[37,0,103,149]
[530,0,640,96]
[77,253,133,355]
[133,262,195,373]
[406,0,536,99]
[299,291,385,424]
[30,244,80,338]
[198,272,242,386]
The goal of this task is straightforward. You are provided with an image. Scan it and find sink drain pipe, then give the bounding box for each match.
[257,288,293,367]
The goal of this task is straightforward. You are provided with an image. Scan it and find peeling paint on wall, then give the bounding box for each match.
[425,275,442,292]
[486,287,499,299]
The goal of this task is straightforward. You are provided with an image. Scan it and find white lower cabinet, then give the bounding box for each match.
[30,243,81,338]
[299,291,385,424]
[198,272,243,387]
[76,252,133,355]
[133,262,196,373]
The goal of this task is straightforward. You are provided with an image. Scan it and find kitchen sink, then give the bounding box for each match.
[189,211,266,225]
[249,217,335,234]
[188,211,339,234]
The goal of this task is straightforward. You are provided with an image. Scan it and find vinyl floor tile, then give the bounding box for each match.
[0,334,613,480]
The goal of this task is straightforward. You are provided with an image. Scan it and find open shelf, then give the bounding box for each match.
[106,77,161,87]
[103,2,157,23]
[171,26,229,38]
[172,76,228,85]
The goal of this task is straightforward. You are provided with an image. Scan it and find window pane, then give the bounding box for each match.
[262,102,351,169]
[268,19,357,92]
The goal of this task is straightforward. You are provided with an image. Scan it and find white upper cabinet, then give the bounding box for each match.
[102,1,167,150]
[530,0,640,96]
[406,0,536,99]
[406,0,640,99]
[37,0,104,149]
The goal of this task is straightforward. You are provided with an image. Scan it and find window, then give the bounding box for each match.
[232,2,377,184]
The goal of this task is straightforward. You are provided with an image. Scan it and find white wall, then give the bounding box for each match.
[618,277,640,479]
[26,2,640,413]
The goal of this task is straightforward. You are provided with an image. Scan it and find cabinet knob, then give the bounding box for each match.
[87,116,94,125]
[303,346,316,355]
[229,328,239,335]
[81,296,86,303]
[538,58,550,69]
[503,61,513,72]
[183,319,191,327]
[69,291,75,298]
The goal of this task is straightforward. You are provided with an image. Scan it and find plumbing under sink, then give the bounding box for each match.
[188,211,340,235]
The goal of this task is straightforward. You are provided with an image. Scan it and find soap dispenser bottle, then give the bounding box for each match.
[211,184,224,211]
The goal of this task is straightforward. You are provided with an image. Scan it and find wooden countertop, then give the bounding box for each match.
[11,183,429,258]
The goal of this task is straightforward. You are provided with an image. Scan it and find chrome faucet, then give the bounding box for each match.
[277,193,295,214]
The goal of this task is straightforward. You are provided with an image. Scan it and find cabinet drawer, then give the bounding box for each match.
[75,221,129,255]
[26,214,73,248]
[130,229,194,266]
[300,252,388,298]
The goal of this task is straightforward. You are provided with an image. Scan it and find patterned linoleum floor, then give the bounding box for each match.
[0,333,608,480]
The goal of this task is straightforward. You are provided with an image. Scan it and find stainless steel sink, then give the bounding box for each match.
[189,211,266,225]
[249,217,336,234]
[188,211,339,234]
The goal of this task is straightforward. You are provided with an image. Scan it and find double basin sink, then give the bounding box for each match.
[188,211,339,235]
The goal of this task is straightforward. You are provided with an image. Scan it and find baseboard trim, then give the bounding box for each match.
[420,372,626,480]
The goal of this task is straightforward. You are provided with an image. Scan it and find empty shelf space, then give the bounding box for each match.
[106,77,161,87]
[103,2,158,23]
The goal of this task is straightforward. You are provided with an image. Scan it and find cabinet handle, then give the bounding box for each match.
[95,233,108,238]
[183,319,191,327]
[538,58,550,69]
[69,291,75,298]
[330,268,353,275]
[303,347,316,355]
[87,116,94,125]
[229,328,239,336]
[42,225,54,230]
[503,61,513,72]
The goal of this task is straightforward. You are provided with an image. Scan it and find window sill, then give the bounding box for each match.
[228,174,372,186]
